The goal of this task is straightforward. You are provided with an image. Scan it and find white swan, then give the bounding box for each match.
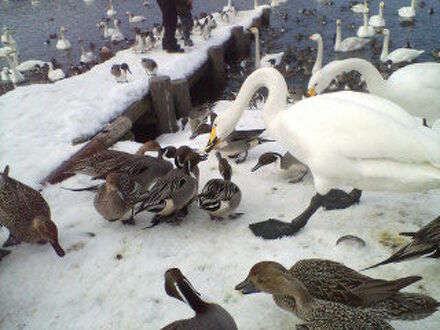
[79,38,95,64]
[16,60,48,72]
[107,0,117,17]
[380,29,424,64]
[205,67,440,239]
[5,51,25,84]
[47,63,65,82]
[369,2,385,28]
[356,9,375,38]
[126,11,146,23]
[399,0,416,19]
[351,0,368,13]
[111,19,125,42]
[1,28,16,47]
[309,33,323,75]
[249,27,284,69]
[334,19,369,52]
[308,58,440,123]
[56,26,71,50]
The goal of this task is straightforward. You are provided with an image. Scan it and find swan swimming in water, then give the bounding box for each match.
[356,9,375,38]
[249,27,284,69]
[351,0,368,13]
[56,26,71,50]
[205,67,440,239]
[308,58,440,124]
[107,0,117,17]
[380,29,424,64]
[334,19,369,52]
[369,2,385,28]
[399,0,416,19]
[309,33,323,76]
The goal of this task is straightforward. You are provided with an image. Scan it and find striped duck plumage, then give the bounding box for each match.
[0,166,65,257]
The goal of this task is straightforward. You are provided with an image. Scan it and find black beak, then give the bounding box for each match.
[199,153,209,161]
[251,163,262,172]
[235,278,260,294]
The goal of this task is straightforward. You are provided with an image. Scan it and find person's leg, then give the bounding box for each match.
[180,12,193,46]
[157,0,179,50]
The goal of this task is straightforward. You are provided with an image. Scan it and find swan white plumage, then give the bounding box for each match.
[111,19,125,42]
[16,60,48,72]
[126,11,146,23]
[107,0,117,17]
[5,51,25,84]
[1,67,10,81]
[369,2,385,28]
[47,63,65,82]
[351,0,368,13]
[334,19,369,52]
[1,28,16,47]
[79,38,95,64]
[380,29,424,64]
[308,58,440,123]
[56,26,71,50]
[309,33,323,75]
[206,68,440,238]
[249,27,284,69]
[399,0,416,18]
[357,9,375,38]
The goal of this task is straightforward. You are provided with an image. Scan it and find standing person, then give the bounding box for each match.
[156,0,184,53]
[176,0,194,47]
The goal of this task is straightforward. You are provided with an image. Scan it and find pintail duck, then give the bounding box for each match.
[162,268,238,330]
[198,152,242,220]
[136,153,204,227]
[141,58,158,76]
[235,261,394,329]
[252,152,308,183]
[365,216,440,270]
[94,172,142,225]
[111,63,131,82]
[0,166,65,257]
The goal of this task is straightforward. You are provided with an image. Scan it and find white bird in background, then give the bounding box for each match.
[126,11,146,23]
[47,62,65,82]
[16,59,48,73]
[309,33,323,76]
[100,18,115,39]
[107,0,117,17]
[369,2,385,28]
[5,51,25,84]
[399,0,416,19]
[111,19,125,42]
[1,67,10,81]
[351,0,368,14]
[249,27,284,69]
[56,26,71,50]
[79,38,95,64]
[380,29,424,64]
[334,19,369,52]
[357,9,375,38]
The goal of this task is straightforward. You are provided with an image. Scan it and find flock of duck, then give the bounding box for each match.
[1,0,440,328]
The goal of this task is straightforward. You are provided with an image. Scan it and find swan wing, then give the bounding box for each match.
[341,37,369,51]
[389,63,440,91]
[387,49,424,63]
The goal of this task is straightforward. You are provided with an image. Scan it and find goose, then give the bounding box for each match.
[309,33,323,75]
[107,0,117,17]
[235,262,394,329]
[111,19,125,42]
[308,58,440,123]
[399,0,416,19]
[100,18,114,39]
[369,2,385,28]
[198,152,242,220]
[249,27,284,69]
[162,268,238,330]
[206,67,440,239]
[79,38,95,64]
[380,29,424,64]
[0,166,65,257]
[365,216,440,270]
[5,51,25,84]
[334,19,369,52]
[351,0,368,13]
[56,26,71,50]
[236,260,439,321]
[126,11,146,23]
[357,9,375,38]
[251,152,308,183]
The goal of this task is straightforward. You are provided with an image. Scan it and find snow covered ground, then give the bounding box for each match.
[1,101,440,329]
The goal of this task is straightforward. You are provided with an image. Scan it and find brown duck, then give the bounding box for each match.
[0,166,65,257]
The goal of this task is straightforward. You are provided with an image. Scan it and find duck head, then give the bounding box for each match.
[216,152,232,181]
[251,152,282,172]
[32,216,65,257]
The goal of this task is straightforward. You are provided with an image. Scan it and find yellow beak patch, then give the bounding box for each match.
[308,87,316,97]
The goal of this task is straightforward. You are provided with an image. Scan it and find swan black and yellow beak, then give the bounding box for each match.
[205,126,220,152]
[308,86,316,97]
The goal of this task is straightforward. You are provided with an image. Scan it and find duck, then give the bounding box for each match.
[136,152,204,227]
[380,29,424,64]
[107,0,117,17]
[206,67,440,240]
[235,261,394,329]
[111,63,131,82]
[100,18,115,39]
[162,268,238,330]
[111,19,125,43]
[56,26,71,50]
[79,38,95,64]
[141,58,157,75]
[365,215,440,270]
[132,29,146,54]
[334,19,369,52]
[369,2,385,28]
[351,0,368,13]
[4,51,25,84]
[126,11,146,23]
[249,27,284,69]
[357,9,375,38]
[198,152,242,220]
[308,58,440,123]
[0,165,65,257]
[309,33,323,75]
[399,0,416,19]
[251,152,308,183]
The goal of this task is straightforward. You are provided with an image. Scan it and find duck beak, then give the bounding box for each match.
[205,126,220,152]
[235,278,260,294]
[251,163,262,172]
[307,86,316,97]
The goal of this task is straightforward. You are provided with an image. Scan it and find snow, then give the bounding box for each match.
[0,7,265,187]
[1,101,439,329]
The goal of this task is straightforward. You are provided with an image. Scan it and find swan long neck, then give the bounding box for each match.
[312,36,323,74]
[254,0,258,9]
[379,4,384,17]
[254,31,261,69]
[80,41,85,56]
[363,12,368,27]
[380,32,389,61]
[335,23,341,50]
[411,0,415,9]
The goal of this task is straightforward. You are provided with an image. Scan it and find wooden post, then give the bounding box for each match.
[261,7,271,27]
[149,75,178,134]
[171,79,192,118]
[231,26,246,61]
[208,46,225,92]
